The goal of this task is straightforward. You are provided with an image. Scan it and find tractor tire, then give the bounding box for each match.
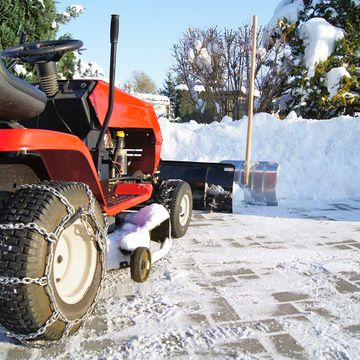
[0,181,106,341]
[157,180,192,238]
[130,247,151,283]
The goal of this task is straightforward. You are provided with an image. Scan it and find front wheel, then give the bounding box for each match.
[156,180,192,238]
[0,182,107,342]
[130,247,151,283]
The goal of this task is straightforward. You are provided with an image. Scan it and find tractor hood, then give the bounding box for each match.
[89,80,162,145]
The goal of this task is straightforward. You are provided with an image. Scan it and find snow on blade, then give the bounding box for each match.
[106,204,170,271]
[299,17,345,78]
[207,184,228,196]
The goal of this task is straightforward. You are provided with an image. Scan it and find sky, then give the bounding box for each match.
[57,0,280,88]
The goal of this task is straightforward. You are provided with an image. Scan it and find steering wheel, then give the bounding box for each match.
[0,39,83,63]
[1,39,83,97]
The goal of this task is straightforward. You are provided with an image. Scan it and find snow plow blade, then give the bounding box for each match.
[222,160,279,206]
[158,160,235,212]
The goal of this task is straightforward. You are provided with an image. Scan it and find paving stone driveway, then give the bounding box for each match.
[1,202,360,359]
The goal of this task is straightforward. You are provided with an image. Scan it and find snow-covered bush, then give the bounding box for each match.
[270,0,359,118]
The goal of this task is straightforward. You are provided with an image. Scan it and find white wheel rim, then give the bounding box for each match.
[53,218,97,304]
[179,194,190,227]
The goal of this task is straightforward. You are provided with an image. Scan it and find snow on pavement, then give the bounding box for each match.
[2,202,360,359]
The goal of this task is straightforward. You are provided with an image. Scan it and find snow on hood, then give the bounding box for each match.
[299,17,345,78]
[159,114,360,203]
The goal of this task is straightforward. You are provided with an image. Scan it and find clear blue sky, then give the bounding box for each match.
[57,0,280,87]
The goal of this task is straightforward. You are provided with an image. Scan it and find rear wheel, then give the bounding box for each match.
[0,181,107,342]
[157,180,192,238]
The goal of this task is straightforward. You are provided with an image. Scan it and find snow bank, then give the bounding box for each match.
[159,114,360,202]
[299,18,344,78]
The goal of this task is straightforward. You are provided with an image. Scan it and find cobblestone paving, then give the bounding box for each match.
[1,202,360,359]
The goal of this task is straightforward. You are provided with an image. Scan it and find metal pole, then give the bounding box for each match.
[244,15,257,187]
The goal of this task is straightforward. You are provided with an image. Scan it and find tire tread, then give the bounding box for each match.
[156,180,192,238]
[0,182,100,338]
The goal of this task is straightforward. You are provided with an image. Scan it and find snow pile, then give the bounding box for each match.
[107,204,170,271]
[326,67,351,98]
[269,0,304,27]
[299,18,344,78]
[159,114,360,202]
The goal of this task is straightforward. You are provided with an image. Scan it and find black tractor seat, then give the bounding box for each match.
[0,59,47,121]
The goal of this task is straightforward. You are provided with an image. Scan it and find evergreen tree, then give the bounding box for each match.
[178,89,202,122]
[273,0,360,118]
[0,0,55,50]
[160,72,181,118]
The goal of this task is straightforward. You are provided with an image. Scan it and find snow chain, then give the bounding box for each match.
[0,183,108,347]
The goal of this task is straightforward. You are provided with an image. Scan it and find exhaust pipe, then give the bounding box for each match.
[95,14,119,157]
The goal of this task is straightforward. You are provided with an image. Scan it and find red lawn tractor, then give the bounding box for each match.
[0,15,193,344]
